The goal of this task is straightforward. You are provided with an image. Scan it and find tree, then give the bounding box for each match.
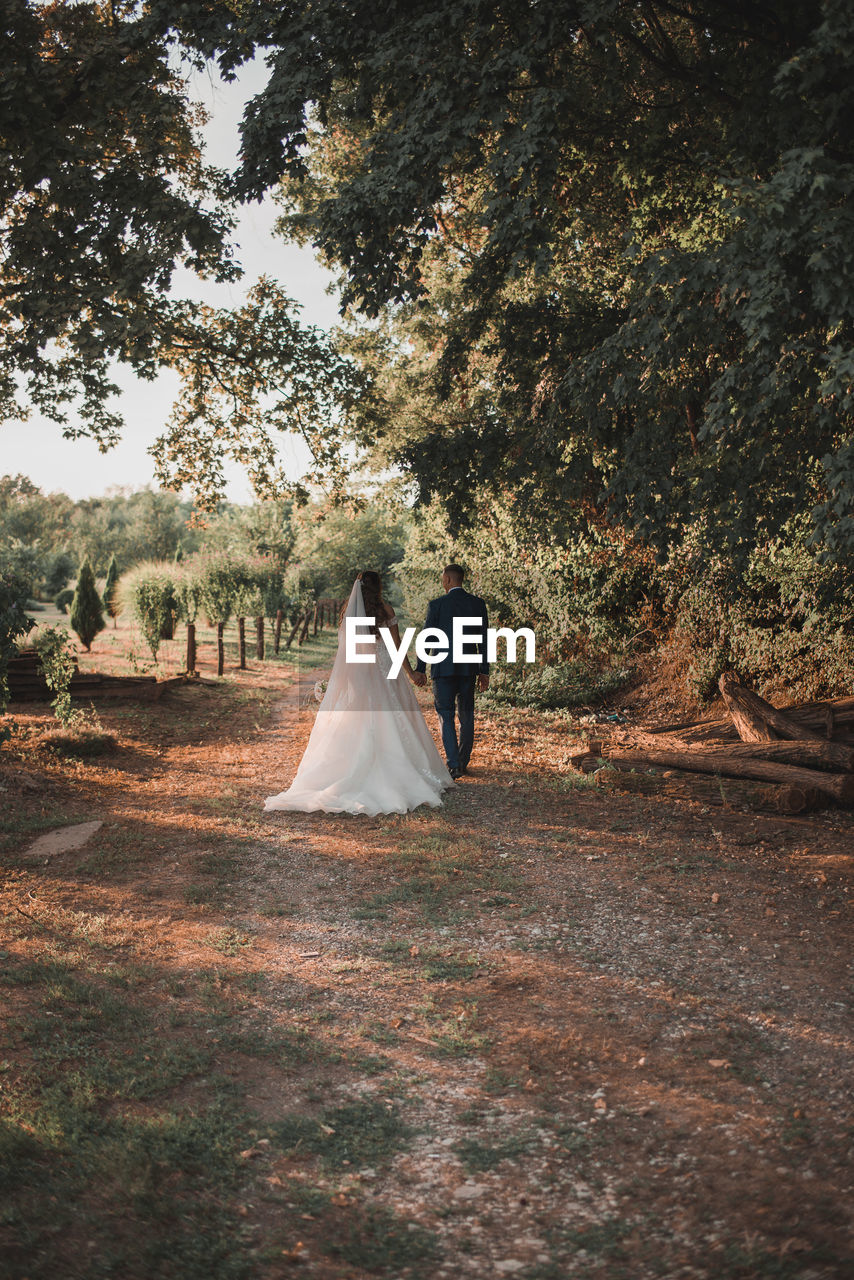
[0,569,33,725]
[291,495,409,599]
[1,4,364,509]
[103,554,120,627]
[69,559,106,651]
[219,0,854,559]
[0,0,239,442]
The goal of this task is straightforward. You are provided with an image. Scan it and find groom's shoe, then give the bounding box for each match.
[449,766,462,780]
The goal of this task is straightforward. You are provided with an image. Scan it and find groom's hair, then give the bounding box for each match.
[444,564,464,583]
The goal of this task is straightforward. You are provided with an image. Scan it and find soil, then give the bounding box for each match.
[1,624,852,1279]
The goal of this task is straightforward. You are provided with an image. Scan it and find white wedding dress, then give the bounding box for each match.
[264,580,454,815]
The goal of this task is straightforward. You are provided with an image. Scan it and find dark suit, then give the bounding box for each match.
[415,587,489,772]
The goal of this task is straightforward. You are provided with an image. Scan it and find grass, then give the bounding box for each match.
[453,1130,537,1171]
[267,1097,412,1170]
[354,819,519,924]
[0,944,251,1279]
[323,1204,439,1274]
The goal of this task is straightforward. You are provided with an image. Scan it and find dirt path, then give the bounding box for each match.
[1,654,852,1279]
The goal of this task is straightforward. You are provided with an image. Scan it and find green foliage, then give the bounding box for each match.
[53,588,74,614]
[152,280,367,510]
[663,517,854,702]
[248,0,854,559]
[119,561,179,659]
[43,550,75,597]
[33,626,77,727]
[0,0,239,445]
[102,554,120,621]
[291,495,409,600]
[0,568,34,721]
[399,498,657,661]
[484,661,630,712]
[68,559,105,651]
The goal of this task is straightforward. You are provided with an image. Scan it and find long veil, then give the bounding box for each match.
[317,575,374,715]
[264,575,453,814]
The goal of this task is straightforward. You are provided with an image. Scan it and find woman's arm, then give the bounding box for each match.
[382,609,418,682]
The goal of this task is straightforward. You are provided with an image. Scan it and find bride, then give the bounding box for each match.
[264,571,454,815]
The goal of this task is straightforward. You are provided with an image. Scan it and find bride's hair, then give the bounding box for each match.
[341,570,388,632]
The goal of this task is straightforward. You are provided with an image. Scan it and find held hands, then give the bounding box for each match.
[411,671,428,688]
[477,674,489,692]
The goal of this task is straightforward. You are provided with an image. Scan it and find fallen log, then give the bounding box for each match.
[604,746,854,805]
[591,764,821,814]
[719,673,825,743]
[651,695,854,744]
[611,731,854,773]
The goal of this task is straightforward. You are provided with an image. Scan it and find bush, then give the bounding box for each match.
[483,660,630,710]
[54,587,74,614]
[33,626,77,726]
[119,561,180,659]
[1,569,34,720]
[103,553,120,623]
[662,517,854,702]
[69,559,106,650]
[43,550,75,597]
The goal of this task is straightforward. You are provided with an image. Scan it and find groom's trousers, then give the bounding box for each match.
[432,673,476,771]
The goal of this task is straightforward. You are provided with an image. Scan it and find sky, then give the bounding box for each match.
[2,59,341,503]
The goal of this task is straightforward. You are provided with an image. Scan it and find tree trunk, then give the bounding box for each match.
[650,695,854,744]
[285,614,304,650]
[312,604,319,636]
[657,694,854,745]
[592,764,821,814]
[604,746,854,805]
[612,731,854,773]
[217,622,224,677]
[274,609,283,654]
[298,610,312,645]
[255,616,264,660]
[719,673,825,742]
[238,617,246,669]
[186,622,196,676]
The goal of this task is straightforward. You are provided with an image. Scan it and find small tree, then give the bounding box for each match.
[103,554,120,627]
[1,569,34,730]
[69,559,105,651]
[33,626,77,726]
[119,561,179,660]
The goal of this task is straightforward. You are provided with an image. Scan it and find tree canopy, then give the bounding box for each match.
[0,0,359,506]
[235,0,853,557]
[3,2,853,553]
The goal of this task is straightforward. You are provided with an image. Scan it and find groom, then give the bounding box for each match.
[413,564,489,780]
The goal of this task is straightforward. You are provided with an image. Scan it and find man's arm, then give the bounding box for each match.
[477,597,490,689]
[415,598,438,675]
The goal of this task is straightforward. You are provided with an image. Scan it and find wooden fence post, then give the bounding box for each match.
[274,608,283,653]
[217,622,225,676]
[238,617,246,669]
[186,622,196,676]
[255,616,264,660]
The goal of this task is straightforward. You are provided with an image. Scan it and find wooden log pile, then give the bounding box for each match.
[6,650,186,703]
[573,673,854,813]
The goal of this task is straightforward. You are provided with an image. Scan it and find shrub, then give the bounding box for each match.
[69,559,105,651]
[103,553,121,624]
[43,550,75,597]
[1,569,34,722]
[33,626,77,726]
[662,517,854,702]
[483,659,630,710]
[119,561,180,659]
